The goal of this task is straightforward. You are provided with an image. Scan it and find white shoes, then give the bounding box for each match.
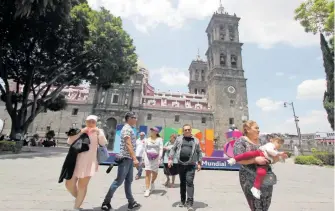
[144,183,155,197]
[227,158,236,165]
[251,187,261,199]
[144,189,150,197]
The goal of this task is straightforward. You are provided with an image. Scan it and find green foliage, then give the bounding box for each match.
[71,4,138,89]
[0,1,137,138]
[320,33,334,130]
[312,149,334,166]
[286,151,293,158]
[294,155,323,166]
[295,149,334,166]
[294,0,334,130]
[0,140,16,152]
[313,152,334,166]
[46,94,67,111]
[294,0,334,35]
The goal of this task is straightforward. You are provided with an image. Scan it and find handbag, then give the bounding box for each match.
[242,166,277,187]
[71,133,90,153]
[97,144,109,164]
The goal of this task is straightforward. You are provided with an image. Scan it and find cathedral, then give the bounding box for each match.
[0,5,249,148]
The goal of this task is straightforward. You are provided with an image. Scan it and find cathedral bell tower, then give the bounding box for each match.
[188,50,207,95]
[205,4,249,144]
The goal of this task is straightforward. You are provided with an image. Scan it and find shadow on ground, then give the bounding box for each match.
[151,189,167,196]
[0,147,68,160]
[172,201,209,210]
[81,205,141,211]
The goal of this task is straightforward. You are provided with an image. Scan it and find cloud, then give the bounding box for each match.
[274,110,331,133]
[296,79,326,100]
[275,72,284,76]
[88,0,318,48]
[288,75,296,80]
[150,67,189,87]
[256,98,283,111]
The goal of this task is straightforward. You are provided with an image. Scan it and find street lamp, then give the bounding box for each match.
[284,102,302,151]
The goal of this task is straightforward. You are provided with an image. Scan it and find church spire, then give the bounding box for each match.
[196,48,201,61]
[217,0,224,14]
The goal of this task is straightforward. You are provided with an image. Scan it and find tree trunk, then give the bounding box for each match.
[9,117,24,153]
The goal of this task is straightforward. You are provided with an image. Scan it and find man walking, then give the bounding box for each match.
[168,124,203,211]
[135,132,146,180]
[101,112,141,211]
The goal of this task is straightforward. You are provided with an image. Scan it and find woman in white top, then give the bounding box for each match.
[143,127,163,197]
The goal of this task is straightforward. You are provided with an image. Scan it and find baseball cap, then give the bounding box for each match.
[86,115,98,122]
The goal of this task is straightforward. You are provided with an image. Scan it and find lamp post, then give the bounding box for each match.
[284,102,302,150]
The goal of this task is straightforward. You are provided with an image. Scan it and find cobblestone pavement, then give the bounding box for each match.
[0,151,334,211]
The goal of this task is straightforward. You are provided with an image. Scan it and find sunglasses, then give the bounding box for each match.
[131,117,137,119]
[184,128,191,132]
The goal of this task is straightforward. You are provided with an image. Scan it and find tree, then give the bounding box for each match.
[294,0,334,130]
[13,0,72,18]
[294,0,334,35]
[320,33,334,130]
[0,1,137,140]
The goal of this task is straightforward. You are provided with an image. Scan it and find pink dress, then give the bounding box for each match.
[67,129,108,178]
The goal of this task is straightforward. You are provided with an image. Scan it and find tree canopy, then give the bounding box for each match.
[294,0,334,35]
[0,1,138,138]
[294,0,334,130]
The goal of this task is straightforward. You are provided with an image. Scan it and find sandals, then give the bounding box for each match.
[163,180,170,187]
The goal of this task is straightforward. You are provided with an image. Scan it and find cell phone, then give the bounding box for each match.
[106,164,114,174]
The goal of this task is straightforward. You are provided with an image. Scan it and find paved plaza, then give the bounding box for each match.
[0,149,334,211]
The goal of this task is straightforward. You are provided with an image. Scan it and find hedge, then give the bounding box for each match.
[0,140,16,152]
[294,155,323,166]
[312,152,334,166]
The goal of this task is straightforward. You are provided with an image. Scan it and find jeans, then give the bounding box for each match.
[179,165,196,205]
[136,156,143,177]
[103,158,134,204]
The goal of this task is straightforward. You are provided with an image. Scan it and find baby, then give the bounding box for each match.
[228,137,286,199]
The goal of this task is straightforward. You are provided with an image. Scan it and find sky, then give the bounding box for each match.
[88,0,332,134]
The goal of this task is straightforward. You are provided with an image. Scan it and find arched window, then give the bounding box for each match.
[220,53,226,66]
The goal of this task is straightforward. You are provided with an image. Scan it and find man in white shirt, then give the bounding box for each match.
[135,132,146,180]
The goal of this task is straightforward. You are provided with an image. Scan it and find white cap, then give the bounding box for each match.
[86,115,98,122]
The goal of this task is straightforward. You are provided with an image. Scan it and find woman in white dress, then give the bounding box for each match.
[143,127,163,197]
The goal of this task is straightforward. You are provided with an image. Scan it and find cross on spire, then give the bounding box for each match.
[218,0,224,14]
[196,48,201,60]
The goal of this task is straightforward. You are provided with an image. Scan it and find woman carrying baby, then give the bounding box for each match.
[233,120,287,211]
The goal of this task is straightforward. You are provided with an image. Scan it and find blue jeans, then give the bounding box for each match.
[103,158,134,204]
[136,156,143,177]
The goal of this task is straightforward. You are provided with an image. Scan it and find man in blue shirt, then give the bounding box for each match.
[101,112,141,211]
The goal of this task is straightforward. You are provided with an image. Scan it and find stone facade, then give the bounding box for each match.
[0,6,249,147]
[205,8,249,139]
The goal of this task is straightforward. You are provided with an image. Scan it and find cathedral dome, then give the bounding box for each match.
[137,59,147,70]
[137,59,149,79]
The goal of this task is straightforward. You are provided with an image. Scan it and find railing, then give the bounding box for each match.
[140,104,213,113]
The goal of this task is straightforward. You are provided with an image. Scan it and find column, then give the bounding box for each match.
[235,26,239,42]
[227,51,231,68]
[225,27,229,41]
